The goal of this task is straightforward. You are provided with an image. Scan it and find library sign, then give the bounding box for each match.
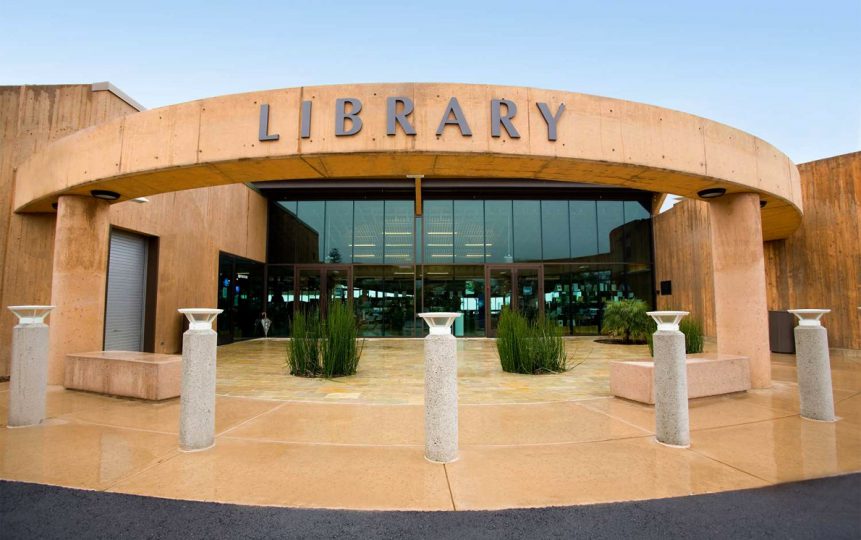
[257,97,566,142]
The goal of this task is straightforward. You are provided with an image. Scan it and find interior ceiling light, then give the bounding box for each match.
[696,188,726,199]
[90,189,121,201]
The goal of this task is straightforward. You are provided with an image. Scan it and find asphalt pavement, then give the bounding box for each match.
[1,474,859,539]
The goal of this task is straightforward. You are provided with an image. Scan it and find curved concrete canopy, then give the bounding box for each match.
[13,83,802,240]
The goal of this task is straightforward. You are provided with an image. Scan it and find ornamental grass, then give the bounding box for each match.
[496,307,566,374]
[287,301,363,377]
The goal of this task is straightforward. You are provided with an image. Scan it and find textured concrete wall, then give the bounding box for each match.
[0,85,268,377]
[13,83,802,240]
[653,152,861,350]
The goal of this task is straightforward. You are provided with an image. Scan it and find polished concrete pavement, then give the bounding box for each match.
[0,339,859,510]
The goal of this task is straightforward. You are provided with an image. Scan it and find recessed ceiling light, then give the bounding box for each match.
[697,188,726,199]
[90,189,121,201]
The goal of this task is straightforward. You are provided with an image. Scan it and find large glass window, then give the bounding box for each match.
[384,201,414,264]
[422,265,484,337]
[424,200,454,263]
[570,200,598,259]
[265,265,294,337]
[541,200,570,261]
[263,193,654,338]
[324,201,353,264]
[297,201,325,262]
[454,200,485,263]
[217,252,264,345]
[353,201,384,263]
[484,200,513,263]
[353,265,385,336]
[384,266,416,336]
[597,201,625,260]
[353,265,416,337]
[513,200,542,262]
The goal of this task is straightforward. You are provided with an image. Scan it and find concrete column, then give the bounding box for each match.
[178,308,222,451]
[7,306,54,427]
[709,192,771,388]
[419,313,461,463]
[789,309,835,422]
[48,195,111,384]
[649,311,690,448]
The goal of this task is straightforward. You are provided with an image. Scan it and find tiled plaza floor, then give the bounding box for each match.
[0,339,859,510]
[216,337,658,404]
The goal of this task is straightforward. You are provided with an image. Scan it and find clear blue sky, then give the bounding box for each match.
[2,1,858,163]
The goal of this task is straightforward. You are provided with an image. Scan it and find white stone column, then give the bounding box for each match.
[648,311,690,448]
[178,308,223,451]
[789,309,835,422]
[6,306,54,427]
[419,312,461,463]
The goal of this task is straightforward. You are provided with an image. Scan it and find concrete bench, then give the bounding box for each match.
[64,351,181,400]
[610,353,751,404]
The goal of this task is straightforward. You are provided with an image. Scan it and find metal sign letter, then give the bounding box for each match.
[491,99,520,138]
[536,102,565,141]
[335,98,363,136]
[387,97,416,136]
[258,104,280,142]
[436,97,472,136]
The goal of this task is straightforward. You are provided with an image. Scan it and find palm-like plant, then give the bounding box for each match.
[602,298,651,344]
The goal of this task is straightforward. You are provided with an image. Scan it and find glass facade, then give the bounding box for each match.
[217,252,265,345]
[261,193,654,337]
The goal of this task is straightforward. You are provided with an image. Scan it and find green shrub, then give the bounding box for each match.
[287,302,363,377]
[647,317,705,356]
[679,318,704,354]
[602,298,651,344]
[497,307,566,374]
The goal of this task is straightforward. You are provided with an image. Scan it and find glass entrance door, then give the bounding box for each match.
[295,265,352,316]
[485,265,542,336]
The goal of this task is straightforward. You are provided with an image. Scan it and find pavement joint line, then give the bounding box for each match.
[52,417,177,436]
[574,400,656,434]
[835,390,860,403]
[684,444,774,484]
[218,435,426,448]
[215,400,290,438]
[688,413,817,434]
[442,463,457,511]
[99,446,184,494]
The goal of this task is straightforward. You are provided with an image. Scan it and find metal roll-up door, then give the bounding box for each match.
[104,230,148,351]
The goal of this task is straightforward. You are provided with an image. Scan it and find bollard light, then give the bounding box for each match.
[647,310,690,448]
[419,312,461,463]
[178,308,223,451]
[7,305,54,427]
[789,309,835,422]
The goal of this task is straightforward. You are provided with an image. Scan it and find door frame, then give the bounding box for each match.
[484,264,543,336]
[293,264,353,316]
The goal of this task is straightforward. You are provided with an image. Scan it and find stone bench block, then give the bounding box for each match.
[64,351,181,400]
[610,354,751,404]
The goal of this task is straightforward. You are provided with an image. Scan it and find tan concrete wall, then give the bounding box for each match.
[0,85,138,377]
[653,198,717,336]
[654,151,861,349]
[110,184,267,355]
[764,152,861,349]
[12,83,802,240]
[0,85,267,377]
